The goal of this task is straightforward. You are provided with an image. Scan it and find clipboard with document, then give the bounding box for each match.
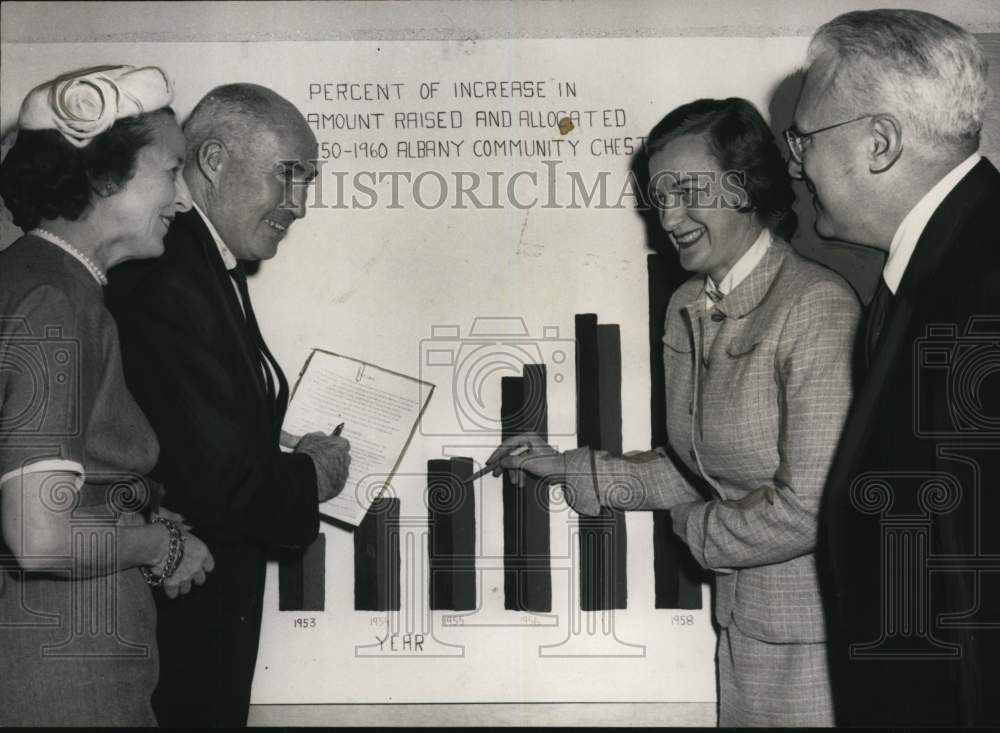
[280,348,434,526]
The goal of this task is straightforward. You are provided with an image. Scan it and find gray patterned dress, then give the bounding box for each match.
[0,236,160,726]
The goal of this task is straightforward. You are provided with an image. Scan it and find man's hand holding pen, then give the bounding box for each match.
[294,426,352,502]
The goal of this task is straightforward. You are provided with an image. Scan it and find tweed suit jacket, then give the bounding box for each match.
[565,238,860,643]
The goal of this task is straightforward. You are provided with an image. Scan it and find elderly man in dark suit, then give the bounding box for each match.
[786,9,1000,726]
[107,84,350,727]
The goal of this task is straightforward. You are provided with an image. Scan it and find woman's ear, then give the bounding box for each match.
[91,180,121,198]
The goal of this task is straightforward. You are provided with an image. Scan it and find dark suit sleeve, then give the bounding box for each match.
[111,263,319,550]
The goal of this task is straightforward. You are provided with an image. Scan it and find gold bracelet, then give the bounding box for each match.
[140,516,185,587]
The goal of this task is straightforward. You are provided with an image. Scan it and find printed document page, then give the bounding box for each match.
[281,349,434,525]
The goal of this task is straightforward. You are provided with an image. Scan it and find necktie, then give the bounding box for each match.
[865,277,894,366]
[705,278,723,305]
[229,265,287,410]
[700,278,726,375]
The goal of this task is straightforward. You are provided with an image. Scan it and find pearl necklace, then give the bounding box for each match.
[30,228,108,286]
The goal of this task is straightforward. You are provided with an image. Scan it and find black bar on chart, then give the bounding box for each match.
[576,322,627,611]
[428,457,477,611]
[648,252,704,609]
[278,534,325,612]
[501,368,552,612]
[354,497,400,611]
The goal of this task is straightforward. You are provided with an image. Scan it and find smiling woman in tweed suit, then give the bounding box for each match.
[490,98,860,727]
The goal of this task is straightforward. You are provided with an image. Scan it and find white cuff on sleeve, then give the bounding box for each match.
[0,459,85,490]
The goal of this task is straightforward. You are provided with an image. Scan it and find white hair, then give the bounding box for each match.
[182,83,293,159]
[808,9,988,154]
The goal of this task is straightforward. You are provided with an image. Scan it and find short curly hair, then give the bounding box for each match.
[647,98,797,240]
[0,108,174,232]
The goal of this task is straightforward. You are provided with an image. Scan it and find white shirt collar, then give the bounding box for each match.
[192,201,238,271]
[884,153,981,293]
[706,227,772,306]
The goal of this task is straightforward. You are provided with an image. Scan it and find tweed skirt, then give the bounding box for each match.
[718,624,834,726]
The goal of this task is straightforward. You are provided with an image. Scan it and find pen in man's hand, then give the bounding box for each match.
[464,445,531,484]
[333,422,345,436]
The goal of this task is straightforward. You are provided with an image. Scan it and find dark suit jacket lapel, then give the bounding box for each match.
[897,158,996,304]
[181,210,269,403]
[826,159,997,518]
[243,293,291,429]
[271,348,290,425]
[865,159,997,406]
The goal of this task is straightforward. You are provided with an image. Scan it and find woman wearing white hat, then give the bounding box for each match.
[0,65,214,725]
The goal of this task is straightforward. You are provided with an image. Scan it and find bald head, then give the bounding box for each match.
[183,83,314,158]
[182,83,318,261]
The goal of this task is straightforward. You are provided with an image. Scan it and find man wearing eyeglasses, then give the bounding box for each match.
[786,9,1000,727]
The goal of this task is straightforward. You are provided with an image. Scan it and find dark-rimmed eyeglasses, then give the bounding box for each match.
[783,114,875,163]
